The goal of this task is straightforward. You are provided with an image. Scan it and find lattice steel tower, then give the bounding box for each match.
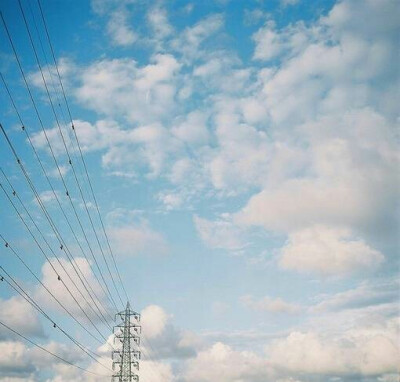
[112,302,141,382]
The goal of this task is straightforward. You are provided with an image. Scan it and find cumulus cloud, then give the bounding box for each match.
[0,341,36,377]
[236,109,398,234]
[109,223,168,257]
[27,58,76,93]
[14,2,400,379]
[75,54,181,125]
[260,281,400,379]
[107,9,137,47]
[138,360,174,382]
[34,257,109,321]
[0,340,90,382]
[0,296,44,340]
[253,21,286,61]
[106,208,168,257]
[141,305,169,339]
[147,6,173,43]
[30,117,183,178]
[171,110,209,145]
[235,109,397,276]
[280,225,384,276]
[209,109,271,190]
[267,323,399,376]
[171,14,224,60]
[140,305,199,360]
[182,342,273,382]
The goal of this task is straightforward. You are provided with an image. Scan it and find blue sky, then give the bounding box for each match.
[0,0,399,381]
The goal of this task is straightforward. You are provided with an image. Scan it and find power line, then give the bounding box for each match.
[0,265,112,372]
[0,72,116,324]
[0,124,113,345]
[26,0,93,223]
[0,12,115,311]
[0,233,104,346]
[36,0,130,304]
[0,11,119,313]
[27,0,71,143]
[18,0,124,310]
[0,168,113,330]
[0,319,111,378]
[0,175,110,346]
[0,3,159,378]
[136,335,169,381]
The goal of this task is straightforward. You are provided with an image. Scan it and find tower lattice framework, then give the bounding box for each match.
[112,302,141,382]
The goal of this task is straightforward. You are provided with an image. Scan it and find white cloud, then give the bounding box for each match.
[378,375,400,382]
[193,215,246,251]
[267,320,399,376]
[0,340,89,381]
[192,53,252,94]
[311,279,399,313]
[241,295,301,314]
[28,58,76,93]
[37,190,60,205]
[182,342,273,382]
[253,20,310,62]
[171,14,224,60]
[139,305,200,361]
[107,9,137,46]
[141,305,169,339]
[171,110,209,145]
[0,341,35,378]
[100,123,181,178]
[109,222,168,257]
[138,360,173,382]
[30,117,183,178]
[34,257,108,320]
[279,225,384,276]
[261,281,400,378]
[106,207,168,257]
[209,102,271,190]
[147,6,173,42]
[234,109,397,276]
[22,0,400,361]
[30,122,75,157]
[75,55,181,125]
[239,96,268,125]
[253,21,286,61]
[157,191,183,210]
[12,3,400,381]
[255,0,399,126]
[0,296,44,340]
[243,9,268,26]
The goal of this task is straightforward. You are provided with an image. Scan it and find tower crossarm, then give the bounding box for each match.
[115,310,140,322]
[112,375,139,382]
[112,360,139,370]
[114,333,140,346]
[113,323,141,334]
[112,350,141,361]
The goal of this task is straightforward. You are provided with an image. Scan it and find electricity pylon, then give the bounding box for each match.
[112,302,141,382]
